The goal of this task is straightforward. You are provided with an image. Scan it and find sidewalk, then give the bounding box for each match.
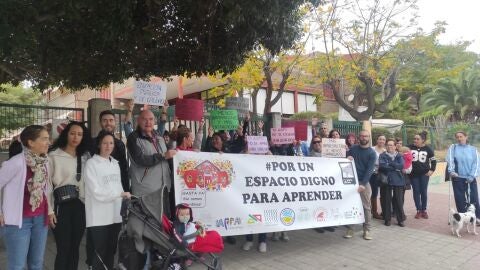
[1,181,480,270]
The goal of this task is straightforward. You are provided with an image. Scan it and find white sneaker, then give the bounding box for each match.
[242,241,253,251]
[258,242,267,253]
[280,232,289,242]
[344,229,354,239]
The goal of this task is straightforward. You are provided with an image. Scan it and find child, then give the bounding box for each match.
[172,204,224,266]
[400,146,413,174]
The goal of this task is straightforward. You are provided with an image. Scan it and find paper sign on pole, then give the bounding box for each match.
[133,81,167,106]
[282,120,308,141]
[174,151,364,236]
[175,99,204,121]
[225,97,250,118]
[246,136,269,154]
[270,127,295,145]
[321,138,347,158]
[210,110,239,130]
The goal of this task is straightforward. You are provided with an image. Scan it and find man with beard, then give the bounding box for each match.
[343,130,376,240]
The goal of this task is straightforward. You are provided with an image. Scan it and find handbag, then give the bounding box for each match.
[54,155,82,203]
[377,172,389,185]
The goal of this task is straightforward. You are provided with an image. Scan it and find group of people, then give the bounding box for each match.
[1,99,480,270]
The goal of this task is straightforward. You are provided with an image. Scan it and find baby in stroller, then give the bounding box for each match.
[171,204,223,266]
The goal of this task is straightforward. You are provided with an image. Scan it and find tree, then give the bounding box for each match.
[0,0,319,91]
[422,69,480,122]
[307,0,419,121]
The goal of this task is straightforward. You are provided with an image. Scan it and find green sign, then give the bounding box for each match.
[210,110,239,130]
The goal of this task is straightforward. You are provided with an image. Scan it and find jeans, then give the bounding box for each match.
[410,174,429,211]
[452,178,480,218]
[369,174,379,198]
[2,215,48,270]
[245,233,267,243]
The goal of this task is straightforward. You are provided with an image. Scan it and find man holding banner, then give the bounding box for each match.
[344,130,376,240]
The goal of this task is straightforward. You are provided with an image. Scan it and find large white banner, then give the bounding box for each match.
[174,151,364,236]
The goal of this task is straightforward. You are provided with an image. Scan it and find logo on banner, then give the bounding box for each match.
[280,208,295,226]
[297,207,310,222]
[264,209,279,225]
[177,159,235,190]
[247,214,263,224]
[330,208,341,221]
[344,206,363,219]
[314,208,328,222]
[216,217,242,230]
[338,162,356,185]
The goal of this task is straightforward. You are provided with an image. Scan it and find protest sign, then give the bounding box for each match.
[225,97,250,118]
[321,138,347,158]
[282,120,308,141]
[270,127,295,144]
[174,151,364,236]
[175,99,204,121]
[210,110,238,130]
[133,81,167,106]
[246,136,269,154]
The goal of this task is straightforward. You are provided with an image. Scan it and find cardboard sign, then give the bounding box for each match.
[174,151,364,236]
[282,120,308,141]
[246,136,269,154]
[133,81,167,106]
[175,99,204,121]
[322,138,346,158]
[270,127,295,144]
[225,97,249,118]
[210,110,239,130]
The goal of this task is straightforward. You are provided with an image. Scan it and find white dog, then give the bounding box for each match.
[449,204,478,238]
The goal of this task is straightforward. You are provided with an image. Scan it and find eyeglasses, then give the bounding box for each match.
[312,141,321,144]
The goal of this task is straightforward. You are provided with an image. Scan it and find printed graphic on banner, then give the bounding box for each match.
[174,151,364,236]
[270,127,295,144]
[246,136,269,154]
[210,110,239,131]
[133,81,167,106]
[322,138,347,158]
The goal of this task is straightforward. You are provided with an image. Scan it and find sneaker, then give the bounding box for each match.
[363,230,372,240]
[422,211,429,219]
[258,242,267,253]
[344,229,354,239]
[242,241,253,251]
[271,232,280,241]
[414,211,422,219]
[280,232,289,242]
[185,259,193,267]
[398,222,405,227]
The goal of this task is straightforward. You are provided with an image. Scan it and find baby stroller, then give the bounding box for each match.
[118,187,223,270]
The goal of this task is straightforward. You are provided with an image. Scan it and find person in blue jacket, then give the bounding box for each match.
[379,139,406,227]
[446,131,480,221]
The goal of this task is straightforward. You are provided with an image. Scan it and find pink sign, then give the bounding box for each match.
[282,120,308,141]
[175,99,204,121]
[270,127,295,144]
[246,136,269,154]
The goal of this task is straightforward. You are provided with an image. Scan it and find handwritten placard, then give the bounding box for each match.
[175,99,204,121]
[282,120,308,141]
[133,81,167,106]
[322,138,346,158]
[226,97,250,118]
[210,110,239,130]
[246,136,269,154]
[270,127,295,144]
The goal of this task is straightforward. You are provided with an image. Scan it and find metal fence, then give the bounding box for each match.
[0,103,84,152]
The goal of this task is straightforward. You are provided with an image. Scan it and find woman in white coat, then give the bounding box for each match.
[84,131,131,270]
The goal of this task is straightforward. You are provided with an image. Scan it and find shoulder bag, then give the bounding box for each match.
[54,155,81,203]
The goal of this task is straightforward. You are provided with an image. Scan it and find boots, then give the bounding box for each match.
[371,198,383,219]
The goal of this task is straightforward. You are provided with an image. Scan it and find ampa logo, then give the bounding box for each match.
[215,217,241,230]
[280,208,295,226]
[247,214,263,224]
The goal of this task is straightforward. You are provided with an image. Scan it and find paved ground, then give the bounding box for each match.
[2,180,480,270]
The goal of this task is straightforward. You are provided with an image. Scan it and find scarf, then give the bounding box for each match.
[24,149,49,212]
[386,151,398,160]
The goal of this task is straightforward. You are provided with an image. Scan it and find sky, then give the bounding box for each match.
[417,0,480,53]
